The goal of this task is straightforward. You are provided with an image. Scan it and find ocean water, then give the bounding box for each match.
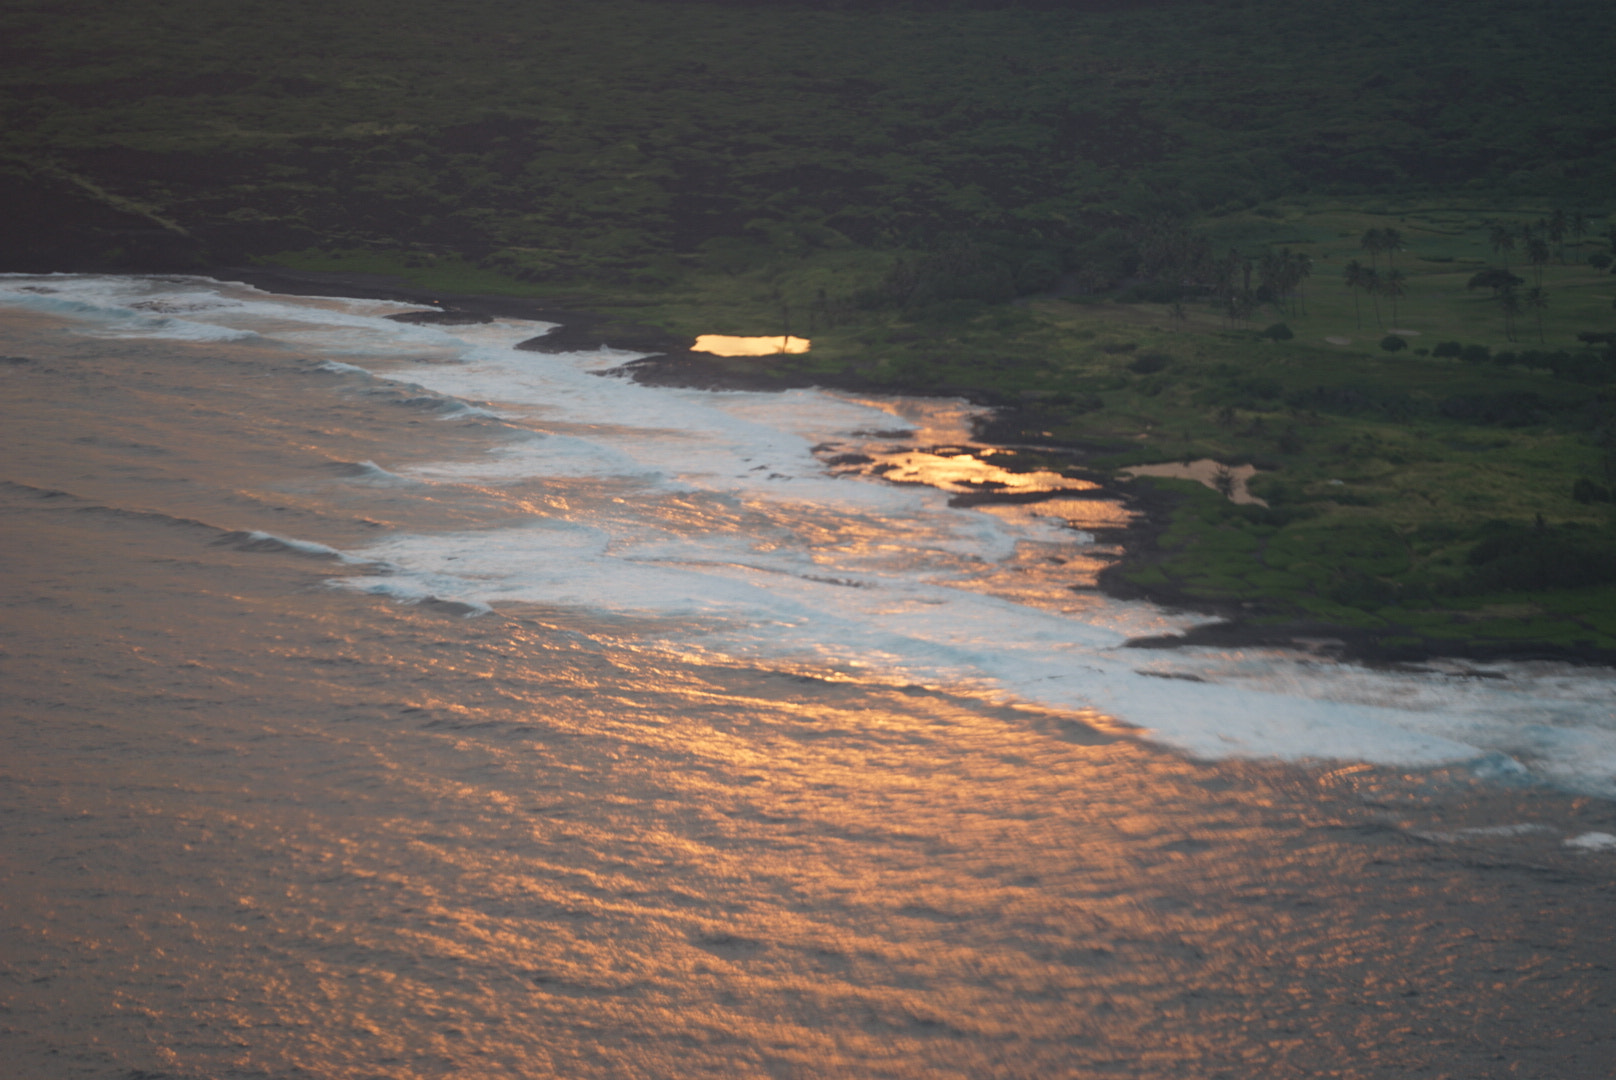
[3,274,1614,1079]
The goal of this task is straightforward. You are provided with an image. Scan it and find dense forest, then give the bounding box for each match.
[3,0,1613,282]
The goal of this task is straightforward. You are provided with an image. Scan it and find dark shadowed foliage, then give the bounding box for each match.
[1464,523,1616,592]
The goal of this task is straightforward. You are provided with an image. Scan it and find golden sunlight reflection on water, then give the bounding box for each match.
[11,546,1608,1080]
[4,291,1615,1080]
[868,448,1081,494]
[794,406,1144,610]
[692,334,811,356]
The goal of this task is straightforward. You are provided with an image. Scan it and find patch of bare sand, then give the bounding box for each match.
[1116,458,1268,505]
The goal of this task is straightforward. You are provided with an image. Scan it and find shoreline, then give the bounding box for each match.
[28,263,1616,671]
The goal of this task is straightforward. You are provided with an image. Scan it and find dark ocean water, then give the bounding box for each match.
[2,275,1614,1079]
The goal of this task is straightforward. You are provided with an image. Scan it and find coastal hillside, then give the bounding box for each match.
[5,0,1616,658]
[2,0,1612,278]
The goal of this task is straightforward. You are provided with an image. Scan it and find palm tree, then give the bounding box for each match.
[1381,268,1407,327]
[1526,236,1551,286]
[1497,285,1522,342]
[1225,290,1257,329]
[1259,248,1284,307]
[1570,209,1590,255]
[1361,228,1386,270]
[1548,209,1568,262]
[1362,266,1383,328]
[1343,259,1368,327]
[1523,286,1549,343]
[1212,249,1237,301]
[1291,251,1313,315]
[1261,247,1310,316]
[1380,228,1403,268]
[1489,224,1516,268]
[1213,249,1242,328]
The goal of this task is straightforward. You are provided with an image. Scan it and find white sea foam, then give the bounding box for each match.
[341,576,494,616]
[14,274,1616,796]
[242,530,378,565]
[345,460,413,484]
[322,520,1601,778]
[1565,832,1616,851]
[436,402,505,420]
[318,360,374,376]
[1414,823,1556,843]
[0,276,255,341]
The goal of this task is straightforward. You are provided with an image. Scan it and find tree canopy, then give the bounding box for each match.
[3,0,1613,277]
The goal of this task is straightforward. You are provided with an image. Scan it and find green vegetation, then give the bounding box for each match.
[6,0,1616,656]
[5,0,1614,275]
[270,207,1616,655]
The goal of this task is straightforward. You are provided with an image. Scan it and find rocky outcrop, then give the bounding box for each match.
[515,321,688,355]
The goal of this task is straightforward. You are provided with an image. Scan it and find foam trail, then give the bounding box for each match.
[436,402,504,420]
[318,360,374,376]
[238,530,381,565]
[339,577,494,616]
[321,523,1502,772]
[343,460,415,485]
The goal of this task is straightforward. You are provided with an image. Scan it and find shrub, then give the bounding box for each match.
[1261,322,1294,341]
[1014,251,1063,294]
[1573,478,1614,504]
[1467,267,1524,293]
[1236,503,1317,527]
[1284,384,1422,420]
[1330,569,1403,609]
[1380,334,1408,352]
[1228,375,1282,400]
[1460,343,1491,364]
[864,244,1022,309]
[1128,351,1171,374]
[1431,340,1463,358]
[1044,392,1105,414]
[1114,281,1185,303]
[1547,350,1615,383]
[1464,524,1616,591]
[1590,253,1612,271]
[1437,392,1551,426]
